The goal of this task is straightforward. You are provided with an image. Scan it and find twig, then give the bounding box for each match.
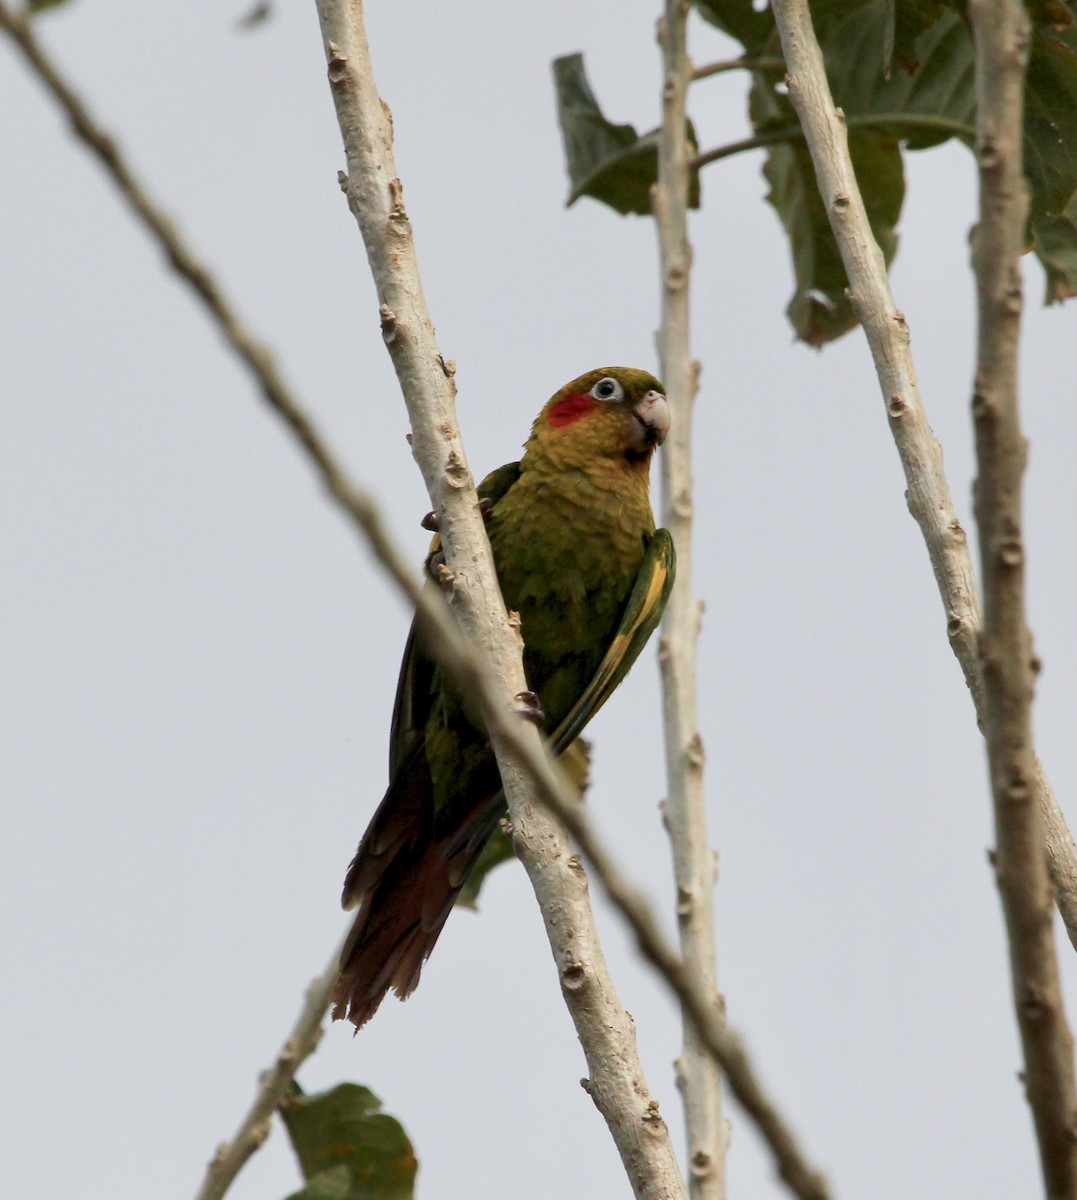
[194,936,346,1200]
[691,115,975,172]
[0,7,831,1196]
[653,4,727,1198]
[312,2,689,1197]
[0,2,305,441]
[691,55,785,81]
[764,0,1077,954]
[967,1,1077,1192]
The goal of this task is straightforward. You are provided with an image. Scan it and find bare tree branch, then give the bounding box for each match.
[0,7,829,1196]
[765,0,1077,955]
[653,4,727,1198]
[193,937,346,1200]
[312,3,690,1197]
[691,55,785,82]
[967,2,1077,1192]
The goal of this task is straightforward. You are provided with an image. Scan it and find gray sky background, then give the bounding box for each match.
[4,2,1077,1197]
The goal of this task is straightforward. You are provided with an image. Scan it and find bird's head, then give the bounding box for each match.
[529,367,670,467]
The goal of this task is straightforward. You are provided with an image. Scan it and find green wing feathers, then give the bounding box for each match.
[552,528,675,754]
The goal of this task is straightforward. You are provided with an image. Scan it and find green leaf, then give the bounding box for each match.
[552,54,699,216]
[285,1165,353,1200]
[456,738,590,909]
[759,125,905,344]
[692,0,774,54]
[1032,189,1077,301]
[888,0,950,75]
[280,1084,416,1200]
[1025,23,1077,216]
[728,1,1077,337]
[27,0,77,11]
[455,824,515,910]
[819,5,975,149]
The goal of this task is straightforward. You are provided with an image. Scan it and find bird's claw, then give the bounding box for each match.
[515,691,546,726]
[421,498,494,533]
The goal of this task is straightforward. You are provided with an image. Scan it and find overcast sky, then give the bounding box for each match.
[4,2,1077,1198]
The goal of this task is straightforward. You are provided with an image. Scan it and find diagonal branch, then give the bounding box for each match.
[312,3,687,1198]
[194,936,347,1200]
[765,0,1077,956]
[0,7,830,1197]
[653,3,727,1198]
[967,1,1077,1192]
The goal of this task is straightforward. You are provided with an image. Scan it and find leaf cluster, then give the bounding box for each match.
[554,0,1077,343]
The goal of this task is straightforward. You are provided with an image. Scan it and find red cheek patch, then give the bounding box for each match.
[548,392,596,428]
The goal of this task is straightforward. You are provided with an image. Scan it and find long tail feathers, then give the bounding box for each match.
[331,747,504,1029]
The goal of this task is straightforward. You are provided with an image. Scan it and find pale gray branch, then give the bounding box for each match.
[312,2,688,1197]
[653,3,727,1198]
[194,937,346,1200]
[0,6,829,1195]
[766,0,1077,955]
[967,2,1077,1192]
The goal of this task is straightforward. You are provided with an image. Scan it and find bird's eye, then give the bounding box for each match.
[590,377,623,403]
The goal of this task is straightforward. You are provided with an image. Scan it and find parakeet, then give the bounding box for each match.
[332,367,675,1028]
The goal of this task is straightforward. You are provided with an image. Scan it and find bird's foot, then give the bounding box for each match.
[515,691,546,726]
[420,496,494,533]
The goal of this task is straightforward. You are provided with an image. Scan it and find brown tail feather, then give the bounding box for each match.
[331,747,504,1029]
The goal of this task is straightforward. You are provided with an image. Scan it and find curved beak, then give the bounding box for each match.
[627,389,670,452]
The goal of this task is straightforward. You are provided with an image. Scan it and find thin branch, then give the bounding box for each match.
[0,8,830,1197]
[764,0,1077,954]
[194,937,346,1200]
[0,3,302,434]
[653,4,727,1199]
[312,3,689,1198]
[691,114,975,172]
[967,1,1077,1192]
[693,125,804,170]
[691,54,785,81]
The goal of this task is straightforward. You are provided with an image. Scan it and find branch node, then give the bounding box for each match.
[561,960,587,991]
[379,304,398,344]
[977,134,1000,170]
[388,177,407,222]
[684,732,705,770]
[443,451,468,489]
[690,1148,715,1178]
[1005,773,1033,805]
[997,537,1024,569]
[326,45,349,85]
[971,390,995,423]
[886,392,906,419]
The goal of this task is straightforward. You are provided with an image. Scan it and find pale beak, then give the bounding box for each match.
[628,389,670,451]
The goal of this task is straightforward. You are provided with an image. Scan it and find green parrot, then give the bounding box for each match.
[332,367,675,1028]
